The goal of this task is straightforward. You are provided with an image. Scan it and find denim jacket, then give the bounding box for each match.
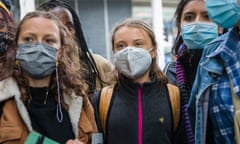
[188,28,239,144]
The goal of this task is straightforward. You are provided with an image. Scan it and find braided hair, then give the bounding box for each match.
[38,0,103,95]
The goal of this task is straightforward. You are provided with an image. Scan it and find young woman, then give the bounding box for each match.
[164,0,219,143]
[37,0,112,96]
[0,11,97,144]
[92,18,181,144]
[189,0,240,143]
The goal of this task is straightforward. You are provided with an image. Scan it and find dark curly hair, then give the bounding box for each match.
[0,0,15,80]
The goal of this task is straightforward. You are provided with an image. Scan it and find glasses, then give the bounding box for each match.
[0,18,6,29]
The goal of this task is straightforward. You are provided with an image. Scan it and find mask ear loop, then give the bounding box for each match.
[56,61,63,123]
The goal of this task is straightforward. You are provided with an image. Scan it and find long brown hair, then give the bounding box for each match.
[14,11,88,106]
[110,18,168,86]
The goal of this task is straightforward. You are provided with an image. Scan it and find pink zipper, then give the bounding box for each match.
[138,86,143,144]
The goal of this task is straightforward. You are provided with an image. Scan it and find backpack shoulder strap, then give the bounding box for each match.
[167,83,180,132]
[99,85,114,134]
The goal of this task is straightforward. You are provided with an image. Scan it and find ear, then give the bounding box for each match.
[151,47,157,59]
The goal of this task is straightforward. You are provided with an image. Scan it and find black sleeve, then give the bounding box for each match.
[173,113,187,144]
[91,90,104,133]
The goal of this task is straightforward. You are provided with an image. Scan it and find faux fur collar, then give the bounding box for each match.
[0,77,83,137]
[0,77,20,101]
[0,77,32,131]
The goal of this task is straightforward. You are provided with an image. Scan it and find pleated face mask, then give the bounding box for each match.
[114,46,153,79]
[206,0,240,28]
[16,43,57,79]
[181,22,218,49]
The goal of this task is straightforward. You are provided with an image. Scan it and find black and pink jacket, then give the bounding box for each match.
[92,78,177,144]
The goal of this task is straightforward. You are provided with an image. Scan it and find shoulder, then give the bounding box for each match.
[92,53,112,71]
[91,85,115,106]
[163,62,177,86]
[0,77,20,102]
[0,98,29,143]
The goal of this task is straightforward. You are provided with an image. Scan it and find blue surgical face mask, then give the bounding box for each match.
[16,43,57,79]
[206,0,240,28]
[181,22,218,49]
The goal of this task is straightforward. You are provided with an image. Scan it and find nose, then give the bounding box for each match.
[195,15,206,23]
[195,15,200,22]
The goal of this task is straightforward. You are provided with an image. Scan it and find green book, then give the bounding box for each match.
[25,132,60,144]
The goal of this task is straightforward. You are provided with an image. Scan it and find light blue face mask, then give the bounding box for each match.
[181,22,218,49]
[206,0,240,28]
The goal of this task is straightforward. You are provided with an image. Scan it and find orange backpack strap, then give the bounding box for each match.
[99,85,114,134]
[167,83,180,132]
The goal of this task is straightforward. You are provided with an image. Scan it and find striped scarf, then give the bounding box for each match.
[176,44,202,144]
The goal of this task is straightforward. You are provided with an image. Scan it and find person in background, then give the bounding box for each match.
[163,0,219,143]
[0,11,97,144]
[92,18,182,144]
[188,0,240,143]
[0,0,15,118]
[38,0,112,97]
[0,0,15,79]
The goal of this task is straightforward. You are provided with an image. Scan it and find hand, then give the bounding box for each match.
[65,139,84,144]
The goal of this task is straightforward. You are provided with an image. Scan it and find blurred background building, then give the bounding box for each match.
[12,0,178,69]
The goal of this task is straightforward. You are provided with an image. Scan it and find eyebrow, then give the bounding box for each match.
[134,39,144,41]
[183,11,195,15]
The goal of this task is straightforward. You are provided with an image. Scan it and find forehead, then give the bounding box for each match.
[182,0,206,13]
[20,17,60,36]
[50,7,74,23]
[114,26,149,41]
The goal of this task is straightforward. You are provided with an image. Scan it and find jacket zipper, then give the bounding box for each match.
[138,86,143,144]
